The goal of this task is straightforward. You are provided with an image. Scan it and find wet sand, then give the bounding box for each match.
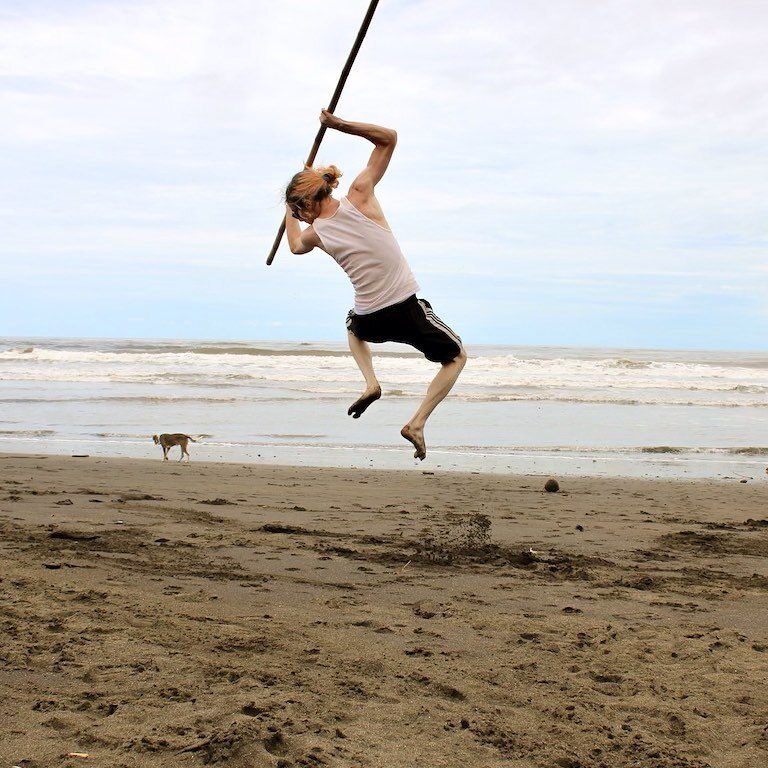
[1,453,767,768]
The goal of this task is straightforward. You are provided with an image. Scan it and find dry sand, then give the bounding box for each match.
[1,453,767,768]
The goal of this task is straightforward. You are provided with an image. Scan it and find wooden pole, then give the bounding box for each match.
[266,0,380,265]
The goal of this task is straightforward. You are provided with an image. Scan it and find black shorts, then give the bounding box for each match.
[346,295,462,363]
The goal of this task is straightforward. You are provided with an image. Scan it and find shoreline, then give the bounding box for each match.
[1,453,767,766]
[2,440,767,481]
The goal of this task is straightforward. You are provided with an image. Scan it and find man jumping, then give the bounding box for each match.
[283,110,466,460]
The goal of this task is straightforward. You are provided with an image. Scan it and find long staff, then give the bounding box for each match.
[266,0,380,265]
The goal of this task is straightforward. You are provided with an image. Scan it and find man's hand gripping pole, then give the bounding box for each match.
[266,0,379,266]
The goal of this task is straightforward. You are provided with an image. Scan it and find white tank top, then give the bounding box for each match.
[312,196,419,315]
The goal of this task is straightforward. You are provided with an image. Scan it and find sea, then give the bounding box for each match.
[1,336,767,479]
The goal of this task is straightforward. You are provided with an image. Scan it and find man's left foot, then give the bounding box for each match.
[401,424,426,461]
[348,386,381,419]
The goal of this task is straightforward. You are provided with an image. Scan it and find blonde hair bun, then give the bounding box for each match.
[285,164,343,209]
[316,164,342,188]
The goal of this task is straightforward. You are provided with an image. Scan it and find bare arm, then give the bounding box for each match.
[319,109,397,202]
[284,205,321,254]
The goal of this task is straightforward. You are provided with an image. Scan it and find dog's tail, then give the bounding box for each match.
[187,435,199,442]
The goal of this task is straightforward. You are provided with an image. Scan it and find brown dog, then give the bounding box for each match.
[152,433,197,461]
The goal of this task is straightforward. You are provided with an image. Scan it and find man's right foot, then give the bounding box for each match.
[401,424,426,461]
[347,386,381,419]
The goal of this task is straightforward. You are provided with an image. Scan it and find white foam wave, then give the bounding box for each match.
[1,344,766,408]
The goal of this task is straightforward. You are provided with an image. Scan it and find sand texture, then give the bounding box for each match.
[1,453,767,768]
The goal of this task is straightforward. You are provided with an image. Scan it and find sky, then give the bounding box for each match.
[1,0,766,349]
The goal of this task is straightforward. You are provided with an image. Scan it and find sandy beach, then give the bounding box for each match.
[1,453,767,768]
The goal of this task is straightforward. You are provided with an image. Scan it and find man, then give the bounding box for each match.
[284,110,466,461]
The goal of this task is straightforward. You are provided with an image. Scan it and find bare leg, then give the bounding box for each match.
[401,348,467,460]
[347,331,382,418]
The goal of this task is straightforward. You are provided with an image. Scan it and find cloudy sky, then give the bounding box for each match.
[1,0,766,349]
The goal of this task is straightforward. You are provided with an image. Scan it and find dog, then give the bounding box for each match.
[152,433,197,461]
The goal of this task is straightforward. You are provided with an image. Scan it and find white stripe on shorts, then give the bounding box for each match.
[417,299,462,348]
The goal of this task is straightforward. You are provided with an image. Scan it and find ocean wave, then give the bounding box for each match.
[446,444,768,458]
[610,359,652,369]
[0,396,240,404]
[3,365,767,396]
[0,429,56,437]
[146,345,357,357]
[0,345,418,362]
[638,446,768,457]
[2,346,36,355]
[2,340,767,414]
[732,384,768,394]
[263,433,329,439]
[0,391,766,408]
[459,394,768,407]
[93,432,174,439]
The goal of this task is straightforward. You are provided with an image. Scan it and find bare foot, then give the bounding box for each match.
[401,424,426,460]
[348,386,381,419]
